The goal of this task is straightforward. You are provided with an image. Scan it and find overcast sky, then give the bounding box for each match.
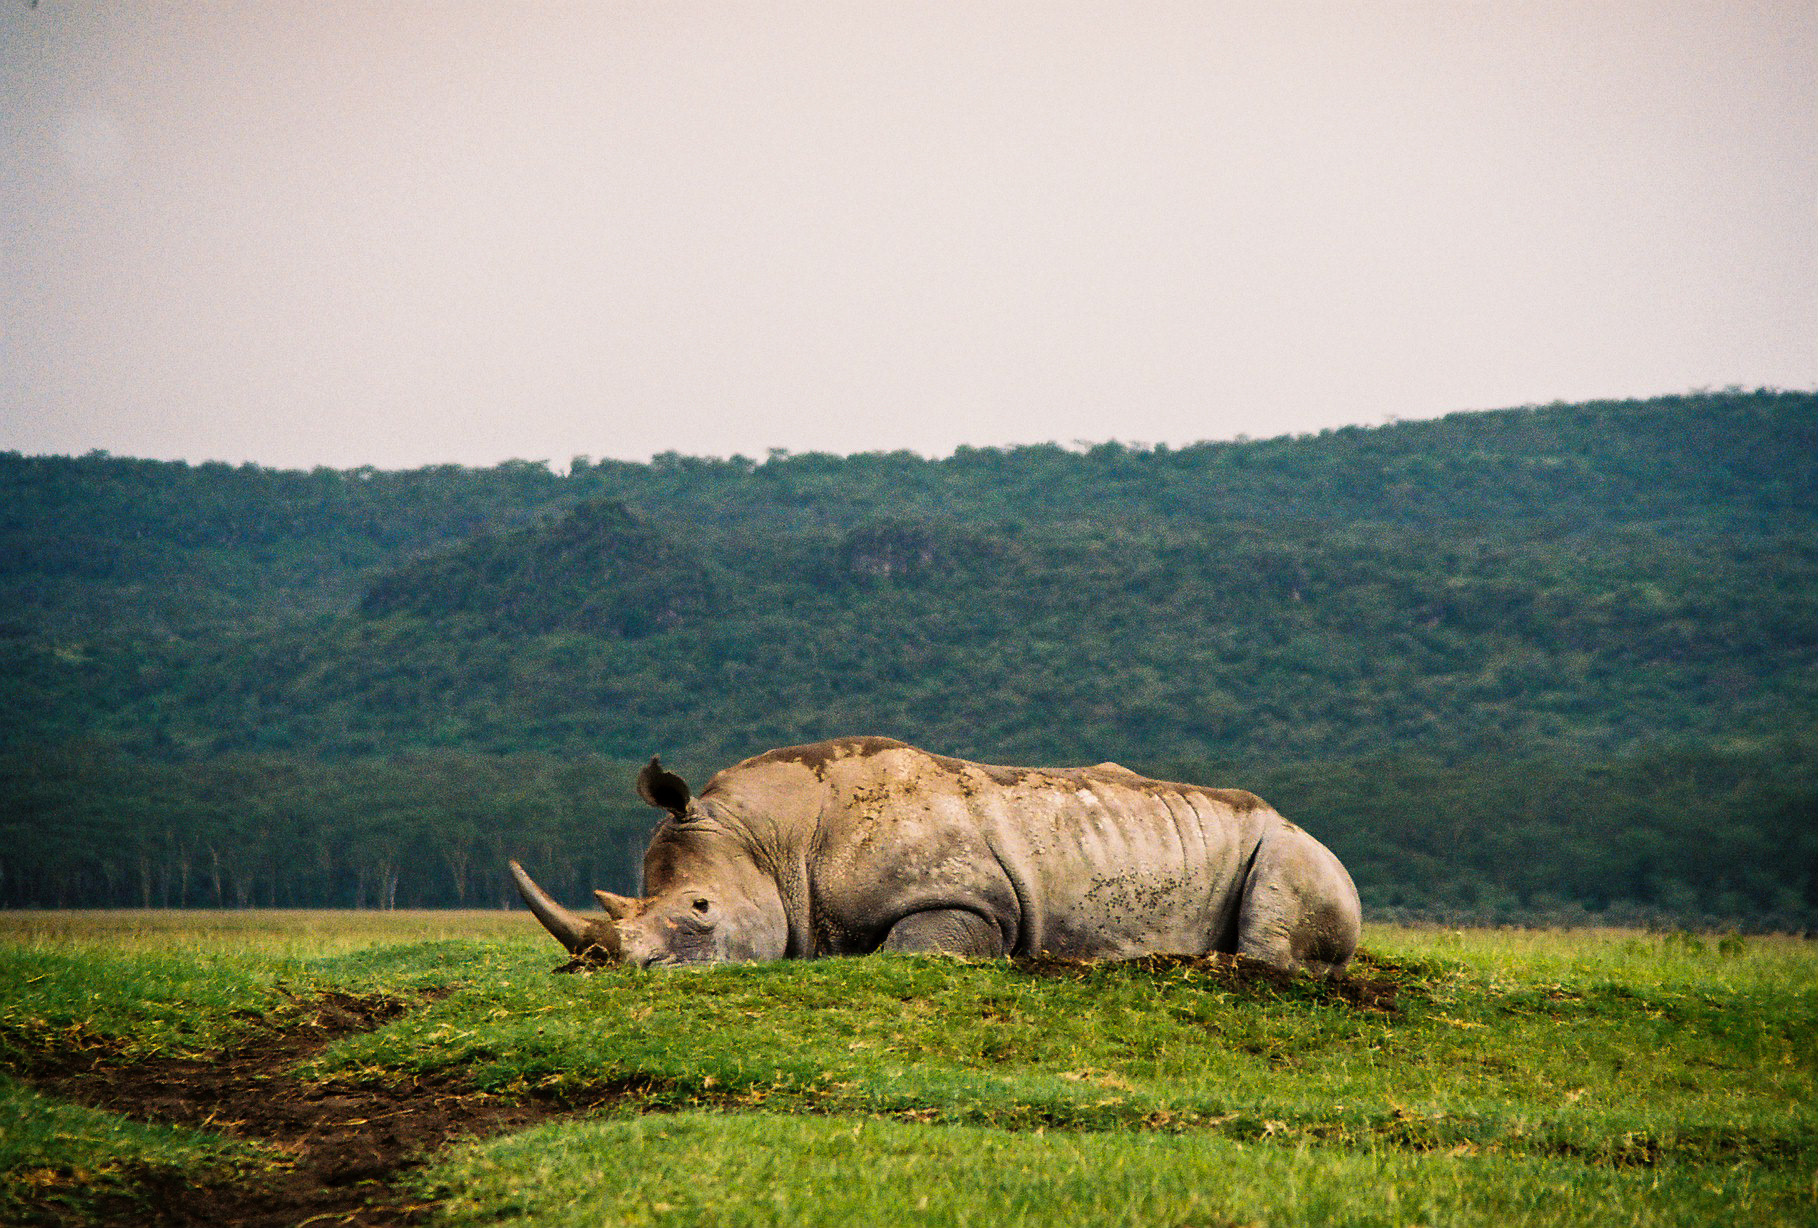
[2,2,1813,471]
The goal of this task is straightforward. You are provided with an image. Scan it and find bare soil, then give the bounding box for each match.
[556,945,1405,1013]
[15,989,566,1228]
[1010,950,1405,1013]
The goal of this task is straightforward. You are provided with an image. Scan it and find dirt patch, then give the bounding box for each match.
[552,944,619,974]
[14,989,569,1228]
[552,947,1405,1013]
[1011,951,1403,1013]
[746,735,912,777]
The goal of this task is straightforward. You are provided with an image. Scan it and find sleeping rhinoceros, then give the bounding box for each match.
[510,736,1360,974]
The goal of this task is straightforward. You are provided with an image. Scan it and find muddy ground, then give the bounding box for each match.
[1010,950,1405,1013]
[14,989,568,1228]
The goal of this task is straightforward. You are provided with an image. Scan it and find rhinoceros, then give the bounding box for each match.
[510,736,1360,974]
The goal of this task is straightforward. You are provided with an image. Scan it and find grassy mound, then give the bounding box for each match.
[1,915,1812,1225]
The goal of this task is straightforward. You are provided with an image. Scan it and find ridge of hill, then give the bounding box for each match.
[4,389,1810,638]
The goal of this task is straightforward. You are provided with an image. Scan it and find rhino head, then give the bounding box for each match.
[510,756,788,966]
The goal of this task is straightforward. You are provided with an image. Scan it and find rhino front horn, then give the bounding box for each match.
[509,860,621,958]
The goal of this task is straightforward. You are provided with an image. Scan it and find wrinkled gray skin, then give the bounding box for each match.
[510,736,1360,974]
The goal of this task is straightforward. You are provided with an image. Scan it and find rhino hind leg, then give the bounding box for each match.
[879,908,1006,957]
[1233,826,1361,975]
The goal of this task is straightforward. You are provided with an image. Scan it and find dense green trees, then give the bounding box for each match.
[1,390,1813,923]
[1232,738,1818,931]
[0,744,652,909]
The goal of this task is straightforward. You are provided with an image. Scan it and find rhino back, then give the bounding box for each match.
[799,746,1277,958]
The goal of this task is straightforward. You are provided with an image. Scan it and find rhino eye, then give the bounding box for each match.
[691,897,711,915]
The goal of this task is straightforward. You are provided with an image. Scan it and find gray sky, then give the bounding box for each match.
[2,2,1813,471]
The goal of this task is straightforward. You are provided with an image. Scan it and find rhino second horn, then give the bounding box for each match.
[594,889,639,919]
[509,860,618,956]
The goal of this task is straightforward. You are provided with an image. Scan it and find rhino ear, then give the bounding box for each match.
[637,755,692,816]
[594,889,639,919]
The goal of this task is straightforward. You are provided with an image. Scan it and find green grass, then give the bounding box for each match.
[0,1074,267,1225]
[2,914,1813,1226]
[0,908,529,956]
[424,1112,1807,1228]
[311,931,1815,1166]
[0,910,537,1061]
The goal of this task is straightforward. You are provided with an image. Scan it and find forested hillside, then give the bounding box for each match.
[3,391,1814,926]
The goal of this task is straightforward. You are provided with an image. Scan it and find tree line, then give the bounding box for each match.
[0,744,654,911]
[2,737,1810,931]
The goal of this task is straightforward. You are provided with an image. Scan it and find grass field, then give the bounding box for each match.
[2,912,1813,1226]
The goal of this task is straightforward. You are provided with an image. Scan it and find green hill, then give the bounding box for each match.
[3,390,1813,924]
